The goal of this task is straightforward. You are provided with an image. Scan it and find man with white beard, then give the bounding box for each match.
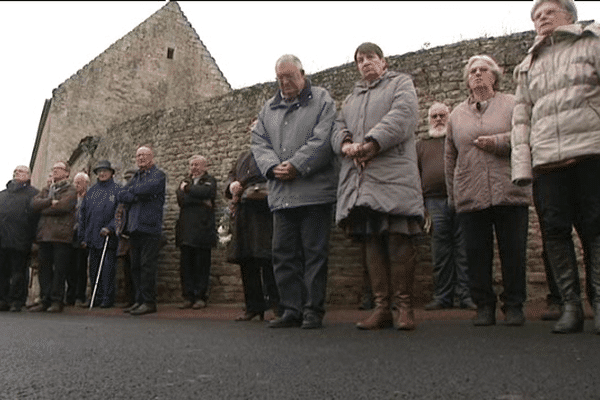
[417,102,476,310]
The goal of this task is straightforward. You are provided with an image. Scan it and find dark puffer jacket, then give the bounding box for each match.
[175,173,217,249]
[0,180,40,251]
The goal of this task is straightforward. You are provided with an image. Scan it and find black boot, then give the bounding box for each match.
[552,303,584,334]
[473,304,496,326]
[594,303,600,335]
[546,238,583,334]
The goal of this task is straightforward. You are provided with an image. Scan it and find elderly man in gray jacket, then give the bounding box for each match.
[252,54,337,329]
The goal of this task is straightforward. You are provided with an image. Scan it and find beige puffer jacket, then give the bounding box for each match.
[445,93,531,213]
[511,23,600,185]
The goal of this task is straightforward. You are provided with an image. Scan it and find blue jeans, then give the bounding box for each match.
[425,197,470,306]
[272,204,333,319]
[533,158,600,305]
[458,206,529,308]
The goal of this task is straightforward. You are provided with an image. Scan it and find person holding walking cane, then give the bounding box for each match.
[79,160,121,308]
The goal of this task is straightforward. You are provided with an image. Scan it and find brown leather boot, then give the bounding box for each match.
[390,235,417,331]
[356,238,392,330]
[356,295,393,330]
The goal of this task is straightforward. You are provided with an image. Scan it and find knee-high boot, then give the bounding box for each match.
[587,235,600,334]
[546,238,584,334]
[356,237,392,330]
[390,235,417,331]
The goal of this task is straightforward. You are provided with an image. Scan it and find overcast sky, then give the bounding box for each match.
[1,1,599,185]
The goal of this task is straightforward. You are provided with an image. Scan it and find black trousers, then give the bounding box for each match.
[38,242,73,306]
[0,248,29,307]
[66,247,88,304]
[129,233,160,305]
[179,245,211,302]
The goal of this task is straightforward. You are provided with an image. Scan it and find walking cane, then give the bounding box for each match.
[90,236,109,310]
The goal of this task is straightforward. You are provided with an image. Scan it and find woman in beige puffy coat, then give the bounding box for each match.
[511,0,600,334]
[445,55,531,327]
[332,42,423,331]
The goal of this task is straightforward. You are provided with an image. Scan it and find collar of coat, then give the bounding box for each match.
[50,179,71,192]
[270,79,313,109]
[355,70,399,92]
[6,179,31,192]
[519,22,600,71]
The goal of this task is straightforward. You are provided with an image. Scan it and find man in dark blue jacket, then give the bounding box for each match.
[118,146,166,316]
[0,166,39,312]
[79,161,121,308]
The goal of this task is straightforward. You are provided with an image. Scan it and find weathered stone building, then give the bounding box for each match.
[29,1,589,307]
[30,1,231,188]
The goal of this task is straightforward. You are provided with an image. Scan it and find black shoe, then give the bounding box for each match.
[301,311,323,329]
[123,303,141,313]
[505,306,525,326]
[9,303,22,312]
[473,305,496,326]
[541,303,561,321]
[552,303,584,334]
[424,300,451,311]
[129,303,157,316]
[459,298,477,310]
[178,300,194,309]
[192,299,207,309]
[47,302,64,313]
[29,303,49,312]
[268,314,302,328]
[0,301,9,312]
[235,311,264,321]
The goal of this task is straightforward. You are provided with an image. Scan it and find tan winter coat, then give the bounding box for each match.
[511,23,600,185]
[445,92,530,213]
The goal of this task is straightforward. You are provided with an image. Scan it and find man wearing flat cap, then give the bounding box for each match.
[78,160,121,308]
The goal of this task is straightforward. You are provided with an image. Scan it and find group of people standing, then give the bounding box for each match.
[1,0,598,336]
[245,0,600,335]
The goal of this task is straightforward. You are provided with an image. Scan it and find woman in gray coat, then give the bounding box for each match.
[332,42,423,330]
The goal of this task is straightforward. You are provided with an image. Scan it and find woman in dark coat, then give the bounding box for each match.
[226,130,279,321]
[176,155,217,310]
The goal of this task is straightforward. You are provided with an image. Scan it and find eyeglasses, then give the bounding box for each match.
[430,114,447,119]
[533,7,569,22]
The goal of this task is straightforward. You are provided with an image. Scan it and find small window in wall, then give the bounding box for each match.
[167,47,175,59]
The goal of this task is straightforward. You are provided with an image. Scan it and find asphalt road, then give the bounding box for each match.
[1,304,599,400]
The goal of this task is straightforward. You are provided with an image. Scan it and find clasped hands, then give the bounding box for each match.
[342,140,379,168]
[273,161,297,181]
[473,135,496,153]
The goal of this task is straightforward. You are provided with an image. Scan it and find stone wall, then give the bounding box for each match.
[89,27,588,307]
